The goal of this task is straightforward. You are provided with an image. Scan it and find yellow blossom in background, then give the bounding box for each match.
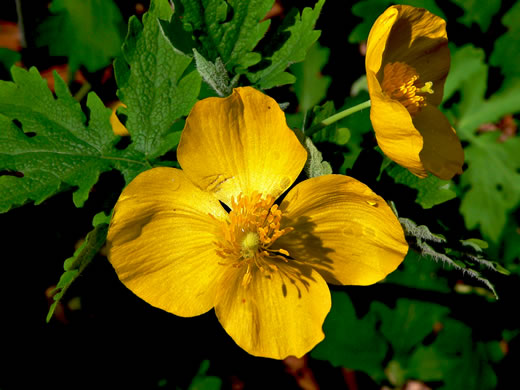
[366,5,464,180]
[109,101,129,136]
[106,87,408,359]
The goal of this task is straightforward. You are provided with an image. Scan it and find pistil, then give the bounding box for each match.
[213,192,294,285]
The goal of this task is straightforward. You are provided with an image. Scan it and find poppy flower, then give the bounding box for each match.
[366,5,464,179]
[106,87,408,359]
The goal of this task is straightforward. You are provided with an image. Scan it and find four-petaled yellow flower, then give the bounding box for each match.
[366,5,464,179]
[106,87,408,359]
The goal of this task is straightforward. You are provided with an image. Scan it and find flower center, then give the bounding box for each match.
[381,62,434,116]
[213,192,294,286]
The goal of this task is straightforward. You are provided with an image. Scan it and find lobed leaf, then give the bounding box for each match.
[247,0,325,89]
[114,0,202,160]
[176,0,273,72]
[46,220,109,322]
[0,67,149,212]
[490,1,520,81]
[386,163,457,209]
[450,0,501,32]
[290,42,331,112]
[37,0,124,73]
[311,292,388,378]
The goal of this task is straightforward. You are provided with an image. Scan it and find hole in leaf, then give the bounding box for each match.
[114,136,132,150]
[218,1,234,24]
[496,184,503,192]
[12,119,23,130]
[0,170,24,178]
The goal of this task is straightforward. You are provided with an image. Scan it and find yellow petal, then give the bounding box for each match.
[415,105,464,179]
[214,261,331,359]
[367,5,450,106]
[275,174,408,285]
[366,5,398,81]
[177,87,307,206]
[107,167,228,317]
[367,70,427,178]
[109,101,130,136]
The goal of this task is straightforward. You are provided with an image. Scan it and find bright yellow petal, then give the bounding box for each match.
[366,5,398,78]
[106,167,228,317]
[177,87,307,206]
[109,101,130,136]
[274,174,408,285]
[214,261,331,359]
[367,70,427,178]
[367,5,450,106]
[415,105,464,179]
[381,5,449,106]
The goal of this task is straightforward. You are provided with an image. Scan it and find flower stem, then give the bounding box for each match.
[305,100,371,136]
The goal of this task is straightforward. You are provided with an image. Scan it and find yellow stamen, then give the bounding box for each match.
[214,192,294,277]
[381,62,434,116]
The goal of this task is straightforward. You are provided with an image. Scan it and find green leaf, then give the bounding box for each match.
[446,44,520,243]
[490,2,520,81]
[37,0,124,73]
[443,44,486,103]
[386,163,457,209]
[384,250,451,293]
[311,292,388,378]
[450,0,501,32]
[187,360,222,390]
[432,319,499,390]
[114,0,202,160]
[47,222,109,322]
[337,92,373,172]
[460,133,520,243]
[0,48,21,74]
[372,298,450,355]
[193,49,237,97]
[0,67,149,212]
[247,0,325,89]
[303,136,332,178]
[290,42,331,112]
[176,0,273,72]
[489,2,520,81]
[348,0,445,43]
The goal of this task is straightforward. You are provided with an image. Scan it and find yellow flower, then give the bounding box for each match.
[366,5,464,179]
[106,87,408,359]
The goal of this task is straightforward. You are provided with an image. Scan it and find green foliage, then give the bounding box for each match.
[46,214,110,322]
[386,163,457,209]
[37,0,124,73]
[176,0,273,73]
[348,0,445,43]
[444,44,520,243]
[114,0,202,159]
[187,360,222,390]
[0,68,148,212]
[451,0,501,32]
[384,250,451,293]
[314,293,502,389]
[399,216,509,298]
[290,42,331,112]
[0,48,20,74]
[303,136,333,178]
[193,49,238,97]
[311,292,388,377]
[490,1,520,81]
[247,0,325,89]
